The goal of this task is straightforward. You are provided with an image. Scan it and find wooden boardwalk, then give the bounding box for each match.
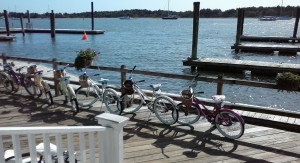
[1,89,300,162]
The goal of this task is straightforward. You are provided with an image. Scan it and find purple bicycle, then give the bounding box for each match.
[177,74,245,139]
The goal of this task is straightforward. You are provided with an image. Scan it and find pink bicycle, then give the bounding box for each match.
[177,74,245,139]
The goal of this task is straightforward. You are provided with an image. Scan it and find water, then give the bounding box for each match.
[1,18,300,111]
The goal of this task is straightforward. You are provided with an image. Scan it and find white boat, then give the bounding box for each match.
[259,16,276,21]
[120,16,131,20]
[276,16,292,20]
[162,0,178,20]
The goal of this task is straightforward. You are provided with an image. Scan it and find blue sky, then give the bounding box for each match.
[1,0,299,13]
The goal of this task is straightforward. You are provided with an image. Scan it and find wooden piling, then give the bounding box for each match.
[52,58,59,96]
[91,2,94,31]
[191,2,200,72]
[217,75,223,95]
[121,65,126,88]
[241,9,245,36]
[20,16,25,36]
[1,53,7,65]
[50,10,55,38]
[26,10,32,29]
[292,8,300,43]
[234,9,243,52]
[3,10,10,36]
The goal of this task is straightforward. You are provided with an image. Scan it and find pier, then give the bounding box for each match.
[0,28,105,34]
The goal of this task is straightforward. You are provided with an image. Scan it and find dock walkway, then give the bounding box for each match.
[0,28,105,34]
[0,88,300,162]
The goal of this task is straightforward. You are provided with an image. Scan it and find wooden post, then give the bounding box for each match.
[50,10,55,38]
[235,8,243,53]
[217,75,223,95]
[2,53,7,65]
[52,58,59,96]
[20,16,25,36]
[292,7,300,43]
[241,9,245,36]
[3,10,10,36]
[26,10,32,29]
[191,2,200,72]
[91,2,94,30]
[120,65,126,88]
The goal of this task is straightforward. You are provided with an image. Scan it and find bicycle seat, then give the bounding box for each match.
[212,95,225,104]
[150,84,161,91]
[99,78,109,85]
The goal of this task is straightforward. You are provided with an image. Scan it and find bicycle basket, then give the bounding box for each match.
[122,79,134,95]
[27,65,37,74]
[79,74,89,87]
[180,89,193,107]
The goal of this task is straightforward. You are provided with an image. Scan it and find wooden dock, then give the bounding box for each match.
[240,35,300,43]
[183,57,300,75]
[231,43,300,55]
[0,28,105,34]
[1,88,300,162]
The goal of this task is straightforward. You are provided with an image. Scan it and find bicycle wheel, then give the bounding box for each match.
[121,91,143,114]
[153,96,178,125]
[215,110,245,139]
[0,72,14,92]
[103,88,121,115]
[75,86,100,107]
[45,91,53,105]
[70,98,79,113]
[23,77,38,96]
[177,103,201,125]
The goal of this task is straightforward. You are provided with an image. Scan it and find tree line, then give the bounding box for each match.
[1,6,298,18]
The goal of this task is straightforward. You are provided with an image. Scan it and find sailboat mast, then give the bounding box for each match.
[168,0,170,16]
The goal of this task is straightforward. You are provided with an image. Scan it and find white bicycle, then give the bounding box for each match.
[75,71,117,109]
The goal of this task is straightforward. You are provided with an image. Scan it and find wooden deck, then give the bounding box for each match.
[1,89,300,162]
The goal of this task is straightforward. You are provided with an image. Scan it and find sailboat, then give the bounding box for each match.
[162,0,178,20]
[277,0,292,20]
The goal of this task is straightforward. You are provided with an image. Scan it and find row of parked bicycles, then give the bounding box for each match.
[0,62,245,139]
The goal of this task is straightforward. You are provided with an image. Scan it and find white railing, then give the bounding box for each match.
[0,113,129,163]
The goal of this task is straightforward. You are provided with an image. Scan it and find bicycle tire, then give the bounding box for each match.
[24,77,38,97]
[75,86,99,108]
[0,72,14,92]
[45,91,53,105]
[70,98,79,113]
[103,88,121,115]
[121,91,143,114]
[153,95,178,125]
[215,110,245,139]
[177,103,201,125]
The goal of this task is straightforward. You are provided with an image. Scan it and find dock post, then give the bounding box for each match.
[52,58,59,96]
[1,53,7,65]
[20,16,25,36]
[121,65,126,89]
[50,10,55,38]
[241,9,245,36]
[190,2,200,72]
[217,75,223,95]
[234,8,243,53]
[3,10,10,36]
[292,7,300,43]
[91,2,94,30]
[26,10,32,29]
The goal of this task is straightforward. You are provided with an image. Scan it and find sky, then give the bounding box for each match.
[0,0,299,14]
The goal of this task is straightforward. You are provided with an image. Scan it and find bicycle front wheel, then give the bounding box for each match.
[121,92,143,114]
[177,103,201,125]
[215,110,245,139]
[24,77,38,97]
[153,96,178,125]
[0,72,14,92]
[75,86,100,107]
[103,88,121,115]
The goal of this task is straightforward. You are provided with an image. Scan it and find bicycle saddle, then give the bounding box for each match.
[212,95,225,104]
[150,84,161,91]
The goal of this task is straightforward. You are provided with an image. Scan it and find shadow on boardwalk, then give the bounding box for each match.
[0,89,300,162]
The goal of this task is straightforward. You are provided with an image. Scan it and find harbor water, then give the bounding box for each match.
[0,18,300,111]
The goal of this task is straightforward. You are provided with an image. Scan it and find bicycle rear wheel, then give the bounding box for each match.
[121,92,143,114]
[103,88,121,115]
[215,110,245,139]
[153,96,178,125]
[75,86,100,107]
[177,103,201,125]
[0,72,14,92]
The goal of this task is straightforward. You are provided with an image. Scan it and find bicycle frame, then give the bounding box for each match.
[60,76,75,100]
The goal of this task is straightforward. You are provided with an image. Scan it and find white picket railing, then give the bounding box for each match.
[0,113,129,163]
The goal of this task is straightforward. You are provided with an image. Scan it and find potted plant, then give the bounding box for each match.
[74,48,100,70]
[276,72,300,92]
